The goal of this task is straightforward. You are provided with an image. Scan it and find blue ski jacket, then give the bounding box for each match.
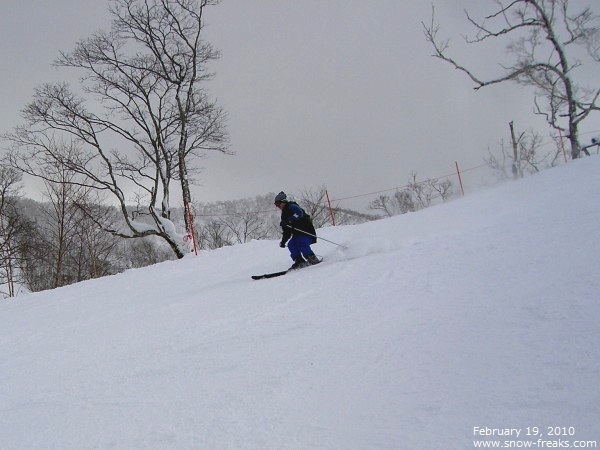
[280,202,317,244]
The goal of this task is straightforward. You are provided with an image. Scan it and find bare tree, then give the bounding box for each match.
[407,172,435,210]
[12,148,122,291]
[41,180,121,287]
[298,185,335,228]
[428,178,454,202]
[369,194,400,217]
[220,212,271,244]
[0,167,32,297]
[3,0,228,259]
[71,214,120,280]
[39,156,92,288]
[423,1,600,159]
[486,127,562,179]
[369,188,422,216]
[107,0,229,232]
[116,236,174,269]
[369,172,454,217]
[394,190,417,214]
[196,219,233,250]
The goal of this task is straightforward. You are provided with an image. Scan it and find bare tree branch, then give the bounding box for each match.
[423,0,600,159]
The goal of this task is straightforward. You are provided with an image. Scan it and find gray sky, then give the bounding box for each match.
[1,1,599,211]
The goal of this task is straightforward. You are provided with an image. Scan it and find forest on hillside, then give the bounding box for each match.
[1,166,468,298]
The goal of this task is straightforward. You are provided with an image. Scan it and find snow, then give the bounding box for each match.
[2,157,600,449]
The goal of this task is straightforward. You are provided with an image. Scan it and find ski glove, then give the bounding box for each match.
[279,241,286,248]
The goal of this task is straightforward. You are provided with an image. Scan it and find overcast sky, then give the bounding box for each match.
[1,0,599,211]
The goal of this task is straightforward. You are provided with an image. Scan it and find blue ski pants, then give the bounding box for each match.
[287,235,314,261]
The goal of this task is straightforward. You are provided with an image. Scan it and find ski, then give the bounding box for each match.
[251,258,323,280]
[251,270,288,280]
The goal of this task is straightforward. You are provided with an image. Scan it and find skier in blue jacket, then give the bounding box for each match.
[274,191,321,269]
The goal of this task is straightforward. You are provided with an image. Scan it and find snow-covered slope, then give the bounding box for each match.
[2,158,600,449]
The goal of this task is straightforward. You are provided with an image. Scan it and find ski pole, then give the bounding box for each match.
[285,225,347,249]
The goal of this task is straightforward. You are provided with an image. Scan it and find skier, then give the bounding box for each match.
[274,191,321,269]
